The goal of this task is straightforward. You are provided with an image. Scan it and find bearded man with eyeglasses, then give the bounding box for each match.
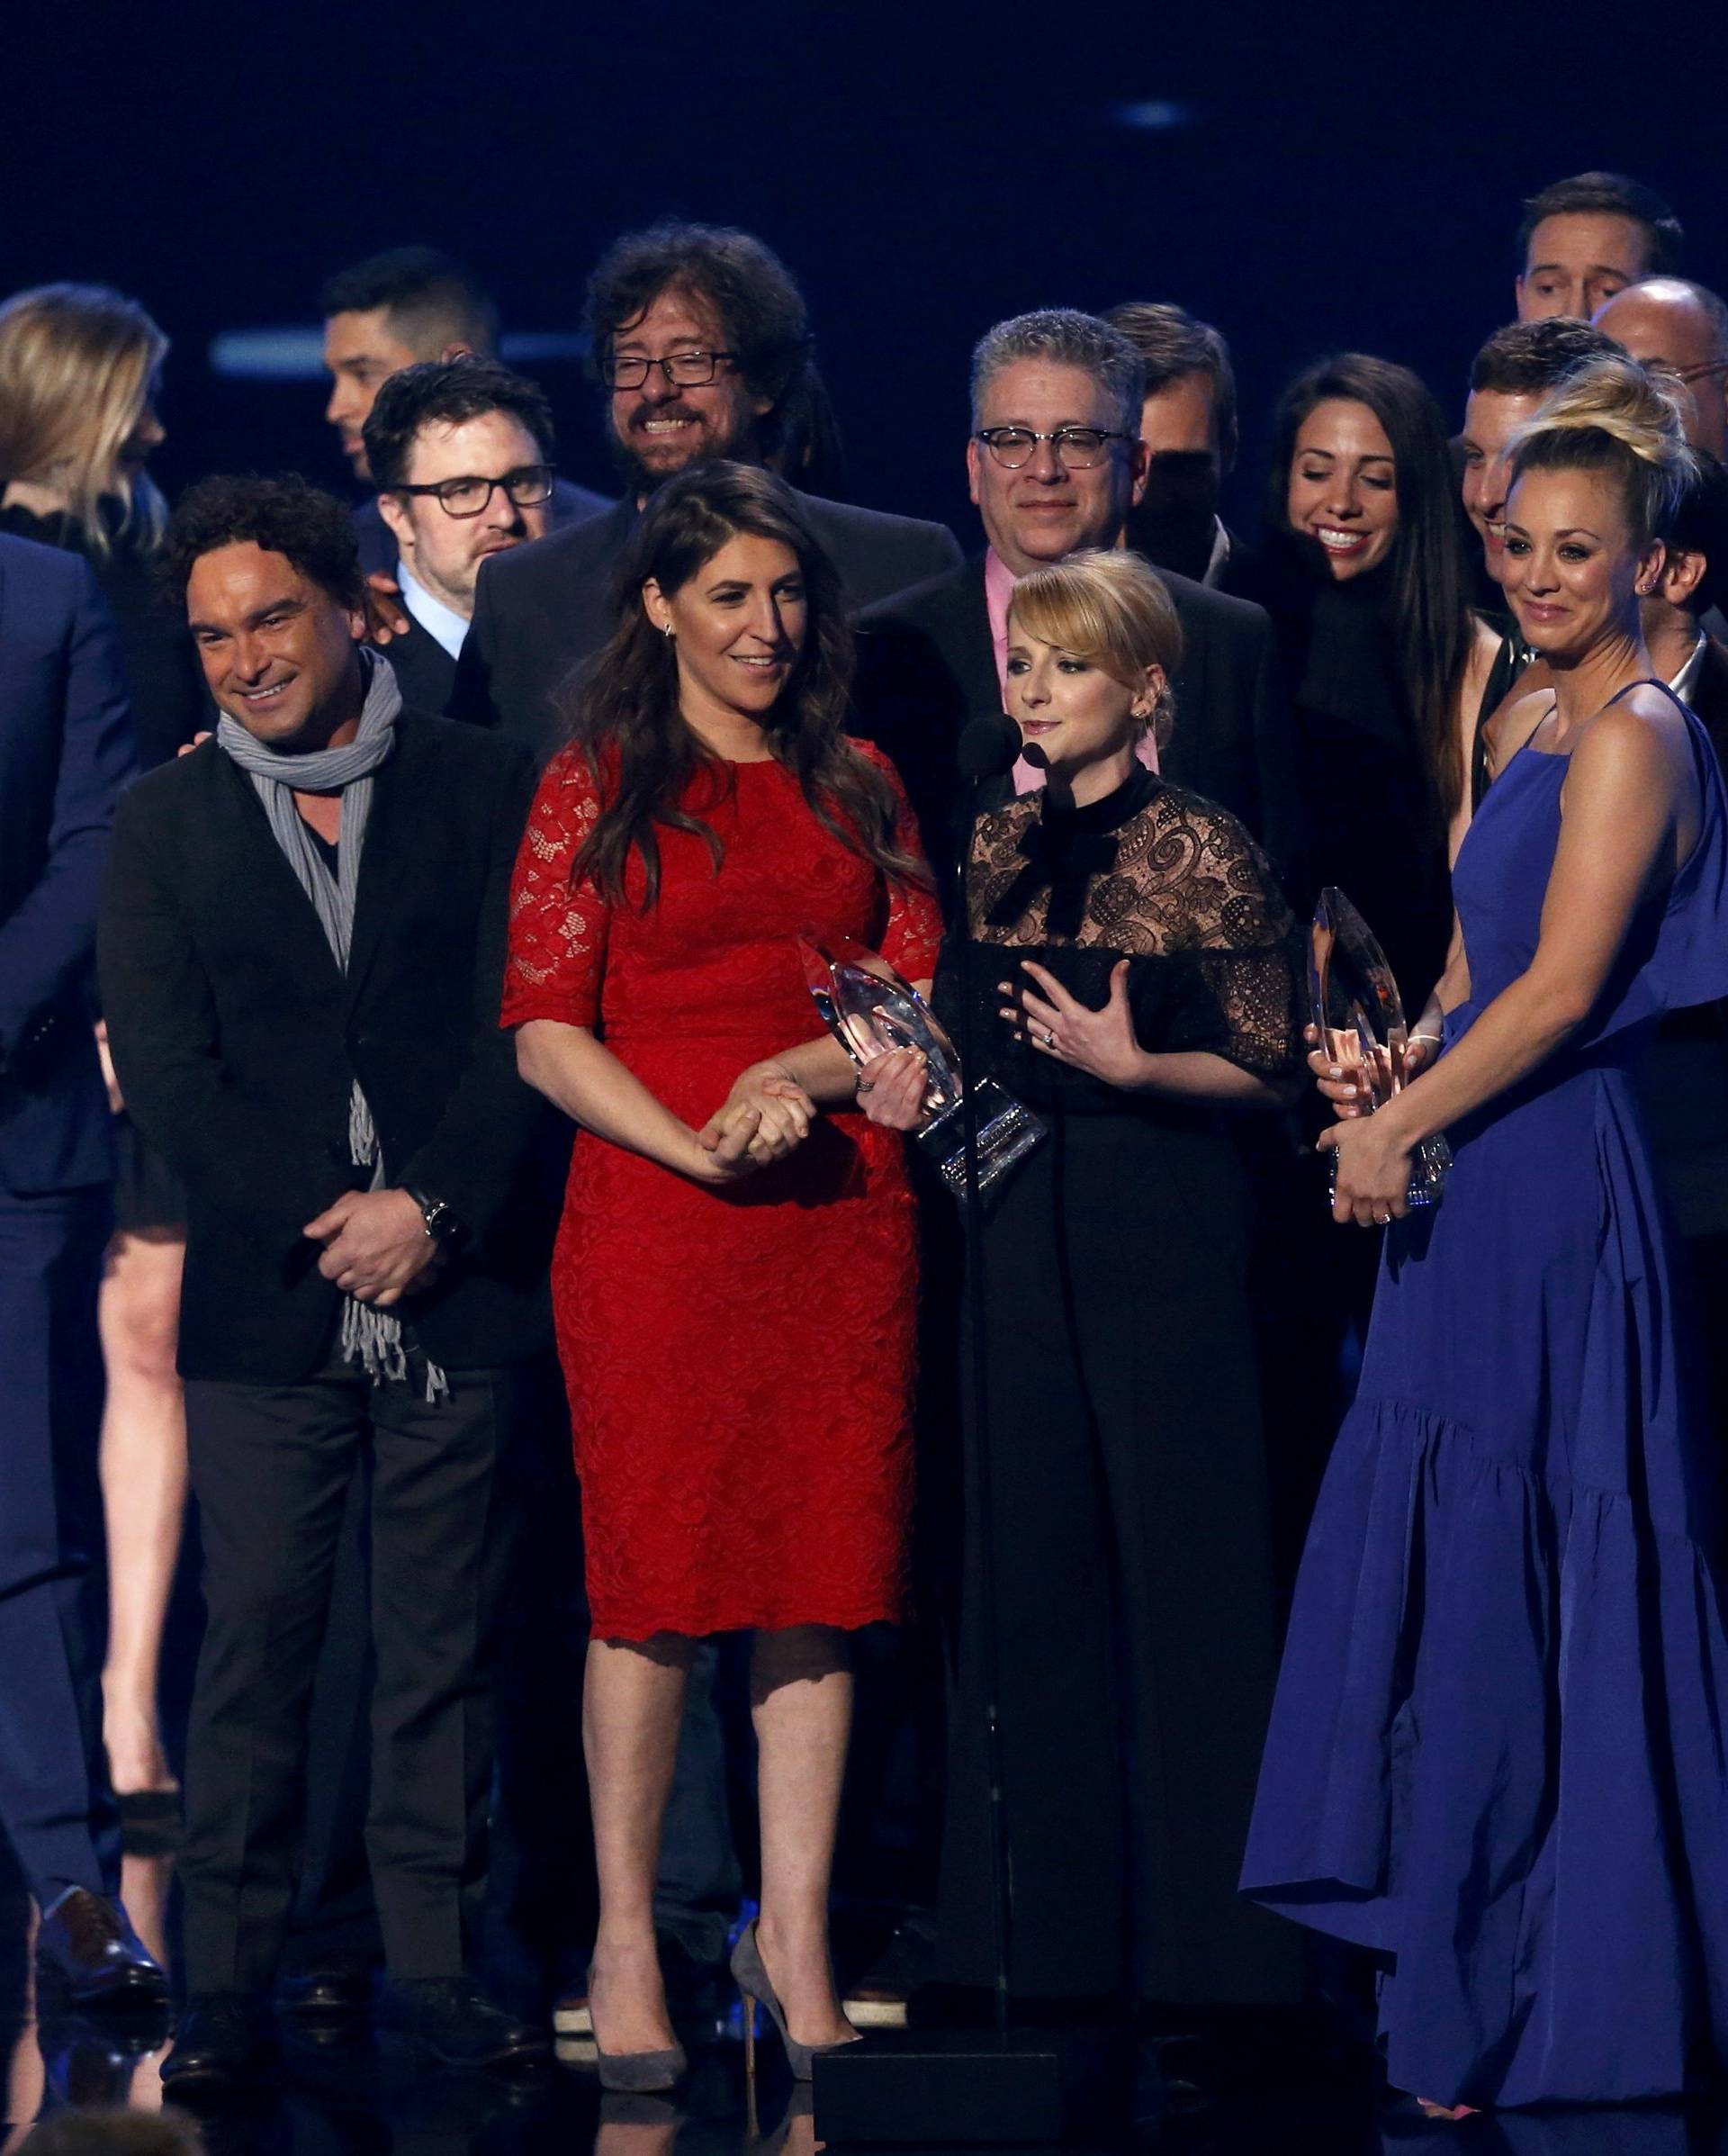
[448,220,959,755]
[362,358,558,712]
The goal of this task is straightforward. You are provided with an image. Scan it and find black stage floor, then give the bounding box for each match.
[5,1851,1727,2156]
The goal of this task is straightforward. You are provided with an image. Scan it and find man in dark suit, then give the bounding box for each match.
[99,476,557,2090]
[449,220,960,755]
[0,532,166,2012]
[1105,302,1251,593]
[361,357,559,713]
[319,246,611,574]
[851,308,1303,892]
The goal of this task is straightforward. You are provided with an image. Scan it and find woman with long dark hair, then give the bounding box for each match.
[503,462,940,2089]
[1249,354,1501,1006]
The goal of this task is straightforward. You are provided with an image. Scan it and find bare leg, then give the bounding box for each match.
[97,1230,187,1795]
[752,1625,856,2048]
[585,1632,696,2055]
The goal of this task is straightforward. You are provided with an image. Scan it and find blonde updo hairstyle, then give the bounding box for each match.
[1506,351,1698,552]
[0,284,168,554]
[1007,548,1184,752]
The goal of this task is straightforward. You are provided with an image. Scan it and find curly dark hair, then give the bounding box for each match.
[1470,317,1620,397]
[163,474,363,609]
[363,356,554,492]
[583,221,814,460]
[566,462,925,907]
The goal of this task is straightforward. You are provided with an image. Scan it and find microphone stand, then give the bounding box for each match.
[814,721,1127,2145]
[950,757,1014,2055]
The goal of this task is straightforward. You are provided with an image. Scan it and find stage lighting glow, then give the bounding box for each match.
[209,329,592,380]
[1114,100,1189,130]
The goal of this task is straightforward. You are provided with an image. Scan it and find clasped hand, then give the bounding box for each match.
[1308,1024,1437,1229]
[303,1187,442,1304]
[692,1061,816,1180]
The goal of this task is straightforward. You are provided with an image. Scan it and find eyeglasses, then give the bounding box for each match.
[975,426,1134,470]
[601,349,740,392]
[1672,357,1728,385]
[391,465,556,518]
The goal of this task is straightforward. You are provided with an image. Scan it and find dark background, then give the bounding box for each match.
[5,0,1725,540]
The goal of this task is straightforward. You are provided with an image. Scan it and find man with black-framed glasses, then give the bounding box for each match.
[363,358,558,711]
[449,219,958,753]
[851,307,1304,897]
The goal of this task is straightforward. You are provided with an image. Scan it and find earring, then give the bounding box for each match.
[662,622,675,639]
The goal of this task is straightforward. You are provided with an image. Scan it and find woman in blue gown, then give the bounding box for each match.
[1242,355,1728,2111]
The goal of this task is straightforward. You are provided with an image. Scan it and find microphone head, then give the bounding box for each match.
[1020,738,1048,771]
[957,711,1023,781]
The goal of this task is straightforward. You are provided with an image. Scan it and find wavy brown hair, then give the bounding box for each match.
[566,462,926,907]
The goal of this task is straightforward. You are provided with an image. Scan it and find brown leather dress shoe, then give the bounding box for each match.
[37,1889,170,2010]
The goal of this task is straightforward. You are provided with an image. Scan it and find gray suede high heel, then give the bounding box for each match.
[730,1922,860,2083]
[587,1966,688,2093]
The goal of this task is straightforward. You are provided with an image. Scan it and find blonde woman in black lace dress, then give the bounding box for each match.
[861,549,1304,2019]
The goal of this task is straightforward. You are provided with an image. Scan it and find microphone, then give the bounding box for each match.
[956,711,1022,782]
[1020,739,1048,772]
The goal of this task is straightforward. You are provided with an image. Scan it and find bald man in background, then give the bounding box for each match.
[1595,277,1728,459]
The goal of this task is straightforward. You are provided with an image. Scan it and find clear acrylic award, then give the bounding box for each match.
[797,934,1046,1197]
[1309,887,1451,1209]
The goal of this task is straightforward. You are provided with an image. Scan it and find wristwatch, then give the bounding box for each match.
[404,1187,464,1249]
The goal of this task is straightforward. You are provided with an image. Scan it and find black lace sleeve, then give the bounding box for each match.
[968,780,1305,1082]
[1129,796,1304,1076]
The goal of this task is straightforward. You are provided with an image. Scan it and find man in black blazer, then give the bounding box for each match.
[362,356,562,715]
[99,477,557,2089]
[850,308,1303,893]
[449,220,959,754]
[0,532,167,2012]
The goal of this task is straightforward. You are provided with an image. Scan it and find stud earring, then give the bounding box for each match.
[662,622,675,638]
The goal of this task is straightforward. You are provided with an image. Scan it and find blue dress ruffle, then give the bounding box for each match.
[1243,699,1728,2106]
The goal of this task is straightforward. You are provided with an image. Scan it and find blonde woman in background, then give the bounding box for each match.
[0,284,204,1841]
[1244,356,1728,2114]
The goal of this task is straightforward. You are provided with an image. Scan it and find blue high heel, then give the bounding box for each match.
[730,1922,859,2083]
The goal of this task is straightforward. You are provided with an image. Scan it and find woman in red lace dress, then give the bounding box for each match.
[502,465,940,2085]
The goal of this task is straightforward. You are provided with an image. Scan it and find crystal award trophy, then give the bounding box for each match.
[1309,887,1452,1209]
[797,934,1046,1197]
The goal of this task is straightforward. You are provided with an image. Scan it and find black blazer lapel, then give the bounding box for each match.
[341,720,418,1014]
[207,747,348,997]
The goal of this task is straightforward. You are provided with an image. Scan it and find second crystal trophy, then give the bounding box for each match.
[1309,887,1452,1209]
[797,934,1046,1197]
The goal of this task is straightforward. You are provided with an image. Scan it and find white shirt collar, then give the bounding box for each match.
[1202,516,1231,589]
[397,560,470,663]
[1670,630,1707,706]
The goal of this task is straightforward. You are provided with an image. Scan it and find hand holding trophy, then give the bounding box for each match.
[797,934,1045,1196]
[1309,888,1452,1210]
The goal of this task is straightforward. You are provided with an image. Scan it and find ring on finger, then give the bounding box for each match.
[856,1077,876,1095]
[1040,1025,1057,1049]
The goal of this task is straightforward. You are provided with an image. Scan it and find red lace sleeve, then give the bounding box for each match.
[855,738,944,981]
[500,747,610,1029]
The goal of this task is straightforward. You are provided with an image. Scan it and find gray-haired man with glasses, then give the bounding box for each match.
[362,358,559,712]
[851,307,1305,895]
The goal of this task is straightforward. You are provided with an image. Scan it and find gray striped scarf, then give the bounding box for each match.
[218,652,447,1400]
